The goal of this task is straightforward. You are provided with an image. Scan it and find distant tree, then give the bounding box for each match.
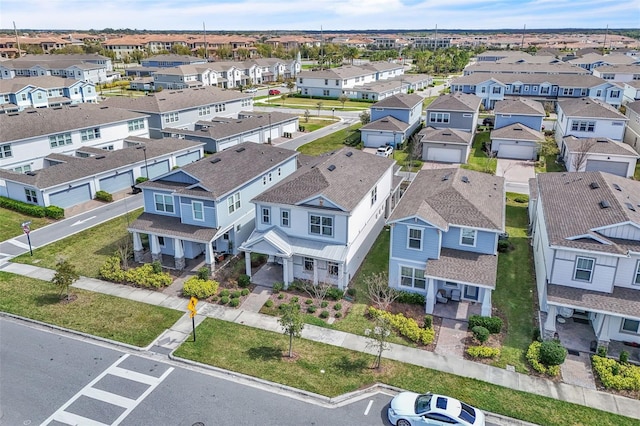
[286,80,296,94]
[316,101,324,116]
[279,302,304,358]
[304,109,311,123]
[280,94,287,106]
[51,259,79,301]
[406,133,424,172]
[236,47,250,60]
[571,138,597,172]
[338,94,348,109]
[215,45,233,60]
[359,111,370,125]
[171,44,192,56]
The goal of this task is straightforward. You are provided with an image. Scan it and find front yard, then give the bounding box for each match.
[296,123,362,155]
[0,207,52,241]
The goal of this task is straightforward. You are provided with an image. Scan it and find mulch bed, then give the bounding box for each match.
[265,290,352,322]
[388,301,441,352]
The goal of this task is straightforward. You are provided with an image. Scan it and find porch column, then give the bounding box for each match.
[425,279,436,314]
[150,234,162,263]
[205,242,215,274]
[337,262,346,290]
[312,259,318,285]
[544,305,557,340]
[480,288,492,317]
[174,239,185,270]
[244,251,252,278]
[597,315,611,348]
[132,232,144,263]
[282,257,290,288]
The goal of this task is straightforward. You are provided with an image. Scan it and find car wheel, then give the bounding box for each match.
[397,420,411,426]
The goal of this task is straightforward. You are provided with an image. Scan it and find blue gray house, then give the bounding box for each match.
[361,93,424,149]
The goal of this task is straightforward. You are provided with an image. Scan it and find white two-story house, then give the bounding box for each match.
[530,172,640,349]
[239,148,398,290]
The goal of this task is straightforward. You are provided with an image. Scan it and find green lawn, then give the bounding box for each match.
[0,272,181,347]
[297,123,362,156]
[461,131,496,174]
[393,150,423,172]
[175,319,635,426]
[635,162,640,180]
[0,208,52,241]
[492,193,536,372]
[13,208,143,278]
[259,96,372,111]
[299,117,339,132]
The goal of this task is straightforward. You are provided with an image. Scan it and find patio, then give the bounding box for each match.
[540,311,596,353]
[250,262,282,288]
[433,300,482,321]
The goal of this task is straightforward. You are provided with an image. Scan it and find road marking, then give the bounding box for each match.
[7,239,30,250]
[364,399,373,416]
[41,354,174,426]
[71,215,97,227]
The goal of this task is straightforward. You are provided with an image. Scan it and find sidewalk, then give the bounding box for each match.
[2,262,639,421]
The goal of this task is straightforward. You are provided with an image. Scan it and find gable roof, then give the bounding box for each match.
[491,123,544,141]
[451,73,611,88]
[418,127,473,146]
[361,115,409,132]
[0,76,89,93]
[535,171,640,254]
[371,93,423,109]
[252,147,394,212]
[494,97,545,116]
[388,168,505,231]
[563,136,639,157]
[426,93,481,113]
[557,97,627,120]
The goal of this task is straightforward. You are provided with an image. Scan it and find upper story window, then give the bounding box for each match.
[571,120,595,132]
[128,119,145,131]
[164,112,179,124]
[261,207,271,224]
[610,91,620,98]
[49,133,72,148]
[198,106,211,116]
[215,103,226,113]
[0,144,12,158]
[408,228,422,250]
[324,79,328,85]
[227,192,241,214]
[304,257,314,271]
[371,186,377,206]
[310,214,333,237]
[192,201,204,221]
[154,193,174,213]
[492,86,501,94]
[540,86,550,94]
[602,74,614,80]
[634,261,640,286]
[281,210,290,227]
[429,112,450,124]
[81,128,101,141]
[24,188,38,204]
[460,228,477,247]
[574,256,595,282]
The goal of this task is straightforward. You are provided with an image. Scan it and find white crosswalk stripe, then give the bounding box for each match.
[41,354,173,426]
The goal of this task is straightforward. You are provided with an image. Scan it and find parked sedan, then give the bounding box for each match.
[268,89,281,95]
[388,392,485,426]
[245,87,258,93]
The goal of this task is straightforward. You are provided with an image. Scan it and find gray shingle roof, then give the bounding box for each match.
[0,76,84,92]
[557,97,627,120]
[0,137,202,189]
[547,284,640,319]
[491,123,544,141]
[142,142,298,200]
[465,62,587,74]
[418,127,473,145]
[128,212,218,243]
[494,97,546,116]
[0,104,148,143]
[535,171,640,254]
[388,168,505,231]
[451,73,610,88]
[627,99,640,115]
[252,147,394,212]
[361,116,409,132]
[426,93,481,113]
[593,64,640,73]
[101,86,251,114]
[563,136,639,157]
[371,93,423,109]
[426,248,499,289]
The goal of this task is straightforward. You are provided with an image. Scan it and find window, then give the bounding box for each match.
[0,144,13,158]
[429,112,450,124]
[154,193,174,213]
[602,74,614,80]
[227,192,241,214]
[371,186,377,206]
[158,236,166,247]
[408,228,422,250]
[634,261,640,286]
[128,119,145,131]
[328,262,339,276]
[610,91,620,98]
[49,133,72,148]
[198,106,211,116]
[621,319,640,334]
[192,201,204,221]
[460,228,477,247]
[323,89,330,96]
[164,112,179,123]
[310,214,333,236]
[596,89,602,97]
[304,257,314,271]
[570,121,595,132]
[261,207,270,224]
[24,189,38,204]
[13,164,31,173]
[81,128,101,141]
[574,257,595,281]
[281,210,290,227]
[400,266,426,289]
[492,86,501,94]
[540,86,550,95]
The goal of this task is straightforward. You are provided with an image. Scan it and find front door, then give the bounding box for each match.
[463,285,479,301]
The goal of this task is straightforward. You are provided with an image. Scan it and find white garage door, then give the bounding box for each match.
[426,147,461,163]
[142,160,170,179]
[365,134,391,148]
[99,171,133,193]
[49,184,91,208]
[176,151,200,167]
[497,144,535,160]
[585,160,628,177]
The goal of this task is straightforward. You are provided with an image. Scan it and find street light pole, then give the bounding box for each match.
[268,113,272,144]
[137,145,149,179]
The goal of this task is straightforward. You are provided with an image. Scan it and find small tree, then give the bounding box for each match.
[116,237,132,271]
[279,302,305,358]
[280,94,287,106]
[359,110,370,125]
[304,109,311,123]
[406,133,423,171]
[366,272,398,311]
[338,94,348,109]
[302,281,331,307]
[286,80,295,94]
[365,316,392,369]
[316,101,324,116]
[571,138,597,172]
[51,259,79,301]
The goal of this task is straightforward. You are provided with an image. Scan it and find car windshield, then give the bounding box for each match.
[459,402,476,424]
[414,394,432,414]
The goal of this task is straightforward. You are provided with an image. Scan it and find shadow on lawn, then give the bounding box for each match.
[35,292,64,306]
[332,354,369,374]
[246,345,284,361]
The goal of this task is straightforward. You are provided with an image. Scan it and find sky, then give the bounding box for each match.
[1,0,638,32]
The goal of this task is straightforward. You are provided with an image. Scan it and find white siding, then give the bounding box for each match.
[598,223,640,240]
[550,250,616,293]
[614,255,640,289]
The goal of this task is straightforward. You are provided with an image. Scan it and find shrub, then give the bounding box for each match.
[45,206,64,219]
[539,340,567,366]
[620,350,630,364]
[264,299,274,308]
[290,296,299,303]
[229,298,240,307]
[320,310,330,319]
[526,341,561,376]
[0,195,46,217]
[472,326,490,343]
[307,305,317,313]
[334,312,342,318]
[368,307,435,345]
[95,190,113,202]
[333,303,342,311]
[241,288,250,296]
[219,289,230,297]
[277,293,285,300]
[182,276,219,298]
[468,315,503,334]
[272,282,284,293]
[326,287,344,301]
[220,296,229,305]
[197,266,210,280]
[151,261,162,274]
[346,288,357,297]
[99,255,125,282]
[514,196,528,203]
[597,345,608,357]
[497,240,511,253]
[305,298,314,305]
[238,274,251,288]
[135,176,149,184]
[321,301,328,308]
[123,264,172,288]
[230,290,241,299]
[396,291,425,305]
[592,355,640,391]
[423,315,433,329]
[466,346,501,359]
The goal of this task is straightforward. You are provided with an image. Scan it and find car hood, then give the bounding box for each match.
[390,392,420,415]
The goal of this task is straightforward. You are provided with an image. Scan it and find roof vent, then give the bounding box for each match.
[461,176,469,183]
[235,147,246,153]
[210,157,221,164]
[589,182,600,189]
[100,106,109,109]
[599,200,610,209]
[514,127,523,131]
[441,173,451,181]
[442,132,451,136]
[612,183,621,191]
[597,139,608,143]
[625,202,636,212]
[26,171,37,176]
[95,155,106,159]
[327,164,336,172]
[346,151,353,157]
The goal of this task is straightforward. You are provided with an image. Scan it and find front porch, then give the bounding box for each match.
[250,262,282,288]
[540,311,597,353]
[432,299,482,321]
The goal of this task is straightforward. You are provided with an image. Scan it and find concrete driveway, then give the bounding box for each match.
[496,159,536,195]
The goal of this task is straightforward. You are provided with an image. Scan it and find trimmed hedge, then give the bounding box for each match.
[182,276,219,298]
[469,315,503,334]
[238,274,251,288]
[99,255,172,288]
[397,291,426,306]
[0,195,64,219]
[326,287,344,301]
[369,307,435,345]
[592,355,640,391]
[526,341,561,377]
[95,190,113,202]
[472,326,490,343]
[539,340,568,366]
[466,345,501,359]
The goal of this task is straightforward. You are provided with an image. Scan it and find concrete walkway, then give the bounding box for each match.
[2,262,639,421]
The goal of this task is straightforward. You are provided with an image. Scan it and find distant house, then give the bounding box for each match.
[490,124,544,160]
[424,93,481,133]
[623,100,640,155]
[561,136,638,178]
[387,168,505,315]
[129,142,299,271]
[239,148,399,289]
[555,97,628,147]
[493,97,545,131]
[361,93,424,149]
[417,127,473,163]
[0,76,97,113]
[0,53,112,84]
[141,54,207,68]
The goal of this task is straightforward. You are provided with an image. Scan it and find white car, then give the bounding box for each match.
[376,145,393,157]
[245,87,258,93]
[388,392,486,426]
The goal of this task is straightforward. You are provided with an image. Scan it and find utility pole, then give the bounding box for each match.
[203,22,208,60]
[13,22,22,58]
[602,25,609,54]
[521,24,526,50]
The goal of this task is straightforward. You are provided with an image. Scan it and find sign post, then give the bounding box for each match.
[21,221,33,256]
[187,296,198,342]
